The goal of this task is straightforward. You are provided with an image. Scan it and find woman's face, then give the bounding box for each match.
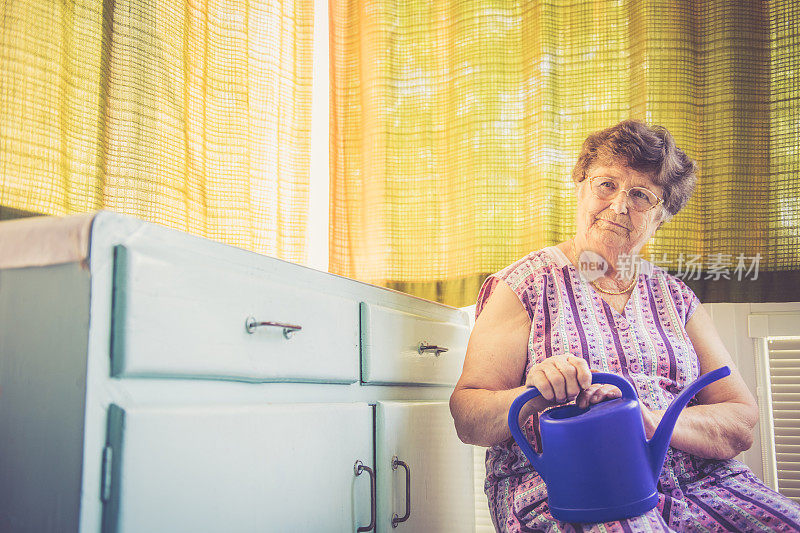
[575,161,666,258]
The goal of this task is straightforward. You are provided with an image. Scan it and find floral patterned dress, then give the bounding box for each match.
[478,247,800,532]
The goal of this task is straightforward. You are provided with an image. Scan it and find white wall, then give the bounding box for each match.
[706,303,761,478]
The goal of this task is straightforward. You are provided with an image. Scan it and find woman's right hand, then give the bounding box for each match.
[526,354,622,409]
[525,354,593,406]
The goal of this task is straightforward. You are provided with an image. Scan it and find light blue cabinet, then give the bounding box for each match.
[0,212,474,533]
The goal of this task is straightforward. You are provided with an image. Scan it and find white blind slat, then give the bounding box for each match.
[771,368,800,377]
[769,359,800,368]
[768,338,800,351]
[771,384,800,393]
[773,402,800,410]
[771,393,800,401]
[771,425,800,436]
[777,477,800,487]
[769,350,800,359]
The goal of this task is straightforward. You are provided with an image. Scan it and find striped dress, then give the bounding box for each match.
[478,247,800,532]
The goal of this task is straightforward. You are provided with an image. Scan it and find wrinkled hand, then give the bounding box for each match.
[575,383,622,409]
[526,354,591,405]
[524,354,615,409]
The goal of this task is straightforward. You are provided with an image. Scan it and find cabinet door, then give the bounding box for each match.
[102,403,374,533]
[375,402,475,532]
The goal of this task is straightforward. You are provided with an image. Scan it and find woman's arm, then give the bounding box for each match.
[449,281,536,447]
[640,304,759,460]
[450,280,602,447]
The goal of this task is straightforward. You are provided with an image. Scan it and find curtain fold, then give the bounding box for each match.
[331,0,799,307]
[1,0,314,264]
[769,0,800,276]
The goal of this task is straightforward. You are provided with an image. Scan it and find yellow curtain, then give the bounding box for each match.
[0,0,313,264]
[770,0,800,278]
[331,0,799,307]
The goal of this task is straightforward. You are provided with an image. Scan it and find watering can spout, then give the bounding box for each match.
[647,366,731,482]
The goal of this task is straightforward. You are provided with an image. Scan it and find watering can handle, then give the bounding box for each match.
[588,372,639,401]
[508,387,547,477]
[508,372,637,478]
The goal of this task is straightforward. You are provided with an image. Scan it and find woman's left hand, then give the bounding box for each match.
[575,384,622,409]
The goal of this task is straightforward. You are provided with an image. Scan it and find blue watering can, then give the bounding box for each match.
[508,366,731,523]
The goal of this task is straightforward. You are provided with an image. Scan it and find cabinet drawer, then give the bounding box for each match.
[111,245,359,383]
[360,302,469,385]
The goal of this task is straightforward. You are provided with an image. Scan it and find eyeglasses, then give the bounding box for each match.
[588,176,663,213]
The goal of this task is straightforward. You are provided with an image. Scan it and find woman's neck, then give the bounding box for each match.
[570,237,640,284]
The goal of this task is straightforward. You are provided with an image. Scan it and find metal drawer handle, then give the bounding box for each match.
[417,342,448,357]
[391,456,411,527]
[244,316,302,339]
[355,460,376,532]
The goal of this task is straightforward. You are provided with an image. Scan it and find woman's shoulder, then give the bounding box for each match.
[475,247,562,318]
[495,247,564,286]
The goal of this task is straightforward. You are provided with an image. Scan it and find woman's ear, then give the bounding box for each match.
[574,180,585,197]
[656,207,671,229]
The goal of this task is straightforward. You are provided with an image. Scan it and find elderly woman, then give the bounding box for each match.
[450,120,800,531]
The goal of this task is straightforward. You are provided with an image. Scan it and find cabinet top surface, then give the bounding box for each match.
[0,211,467,316]
[0,212,94,269]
